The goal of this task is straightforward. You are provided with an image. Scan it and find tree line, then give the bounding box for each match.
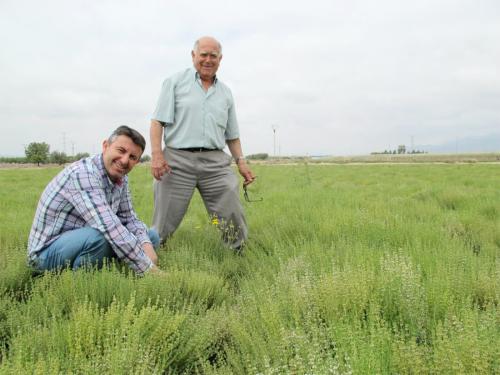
[1,144,270,166]
[21,142,90,165]
[0,142,153,166]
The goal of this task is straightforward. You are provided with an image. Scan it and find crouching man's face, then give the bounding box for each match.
[102,135,142,183]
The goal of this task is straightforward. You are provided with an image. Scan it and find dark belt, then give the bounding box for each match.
[177,147,218,152]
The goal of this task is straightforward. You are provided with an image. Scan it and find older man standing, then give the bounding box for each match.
[150,36,254,249]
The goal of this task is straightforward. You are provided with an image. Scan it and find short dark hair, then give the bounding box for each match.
[108,125,146,152]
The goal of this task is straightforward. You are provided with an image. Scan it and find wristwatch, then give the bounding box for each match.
[235,156,246,164]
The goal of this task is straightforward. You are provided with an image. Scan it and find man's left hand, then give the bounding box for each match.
[143,243,158,265]
[237,161,255,186]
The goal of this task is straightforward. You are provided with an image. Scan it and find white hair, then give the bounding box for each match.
[193,37,222,54]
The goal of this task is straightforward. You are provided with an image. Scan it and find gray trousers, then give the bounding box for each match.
[152,147,248,249]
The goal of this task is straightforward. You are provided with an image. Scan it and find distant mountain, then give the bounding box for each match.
[418,134,500,154]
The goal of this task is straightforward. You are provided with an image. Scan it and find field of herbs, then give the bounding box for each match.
[0,162,499,374]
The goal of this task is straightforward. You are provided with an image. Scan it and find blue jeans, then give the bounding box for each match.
[32,227,160,272]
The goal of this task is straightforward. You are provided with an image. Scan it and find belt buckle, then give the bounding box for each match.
[179,147,217,152]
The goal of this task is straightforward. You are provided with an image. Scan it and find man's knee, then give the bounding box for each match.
[83,228,110,251]
[33,227,111,272]
[71,227,114,263]
[72,228,114,269]
[148,228,160,250]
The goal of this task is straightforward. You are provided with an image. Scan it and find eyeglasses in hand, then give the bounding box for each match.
[243,184,263,202]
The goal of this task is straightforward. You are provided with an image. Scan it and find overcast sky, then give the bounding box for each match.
[1,0,499,157]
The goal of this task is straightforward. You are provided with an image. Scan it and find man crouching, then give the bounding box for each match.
[28,125,160,275]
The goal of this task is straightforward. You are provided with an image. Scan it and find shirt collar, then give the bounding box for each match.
[93,154,124,188]
[194,68,218,85]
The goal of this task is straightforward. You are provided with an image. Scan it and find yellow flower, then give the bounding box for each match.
[211,217,219,226]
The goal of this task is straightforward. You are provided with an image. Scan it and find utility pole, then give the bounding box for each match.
[62,132,67,154]
[271,124,278,157]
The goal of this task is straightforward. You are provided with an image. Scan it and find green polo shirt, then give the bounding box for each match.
[152,68,240,150]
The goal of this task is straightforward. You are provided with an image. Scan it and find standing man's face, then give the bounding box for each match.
[192,38,222,81]
[102,135,142,183]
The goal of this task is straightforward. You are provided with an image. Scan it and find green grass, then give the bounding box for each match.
[0,163,499,374]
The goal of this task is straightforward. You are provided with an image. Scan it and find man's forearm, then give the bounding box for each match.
[150,120,164,156]
[142,242,158,265]
[226,137,255,185]
[226,138,243,159]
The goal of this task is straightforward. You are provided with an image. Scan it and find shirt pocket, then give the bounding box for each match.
[213,107,229,129]
[207,97,230,129]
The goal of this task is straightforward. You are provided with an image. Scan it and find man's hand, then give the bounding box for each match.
[144,242,166,275]
[237,161,255,186]
[151,153,171,181]
[150,120,170,181]
[143,242,158,265]
[148,264,165,275]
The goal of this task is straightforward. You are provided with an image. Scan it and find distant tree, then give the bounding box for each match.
[73,152,90,161]
[0,156,27,164]
[247,153,269,160]
[398,145,406,154]
[140,155,151,163]
[25,142,50,166]
[50,151,69,165]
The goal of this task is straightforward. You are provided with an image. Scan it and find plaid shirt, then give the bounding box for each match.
[28,154,153,274]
